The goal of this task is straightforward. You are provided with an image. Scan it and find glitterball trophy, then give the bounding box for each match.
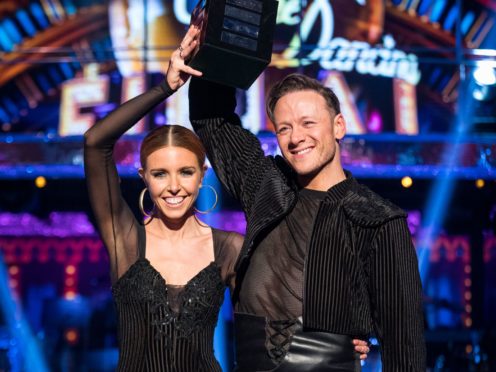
[187,0,278,89]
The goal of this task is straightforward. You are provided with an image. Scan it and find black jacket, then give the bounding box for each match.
[189,78,426,371]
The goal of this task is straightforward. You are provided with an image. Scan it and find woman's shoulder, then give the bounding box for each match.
[212,228,243,244]
[212,228,244,258]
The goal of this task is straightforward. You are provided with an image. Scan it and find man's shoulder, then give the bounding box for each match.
[342,181,407,227]
[253,154,296,185]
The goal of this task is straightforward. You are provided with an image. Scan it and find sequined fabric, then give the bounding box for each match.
[112,259,226,371]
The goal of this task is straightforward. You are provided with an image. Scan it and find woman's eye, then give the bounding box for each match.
[181,170,194,176]
[152,172,165,178]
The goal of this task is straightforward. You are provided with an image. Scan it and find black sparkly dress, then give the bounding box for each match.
[84,82,242,372]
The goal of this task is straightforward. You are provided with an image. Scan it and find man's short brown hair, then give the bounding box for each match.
[266,73,341,124]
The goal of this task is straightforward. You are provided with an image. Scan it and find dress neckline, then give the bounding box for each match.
[138,224,218,284]
[143,257,217,287]
[112,257,219,291]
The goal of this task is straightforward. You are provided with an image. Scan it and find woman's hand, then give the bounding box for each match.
[353,339,370,360]
[166,25,203,91]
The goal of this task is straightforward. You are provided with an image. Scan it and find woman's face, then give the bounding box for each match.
[139,146,205,222]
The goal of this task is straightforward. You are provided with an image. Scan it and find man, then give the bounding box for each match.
[188,73,425,371]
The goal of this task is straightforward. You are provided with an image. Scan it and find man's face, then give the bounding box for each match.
[273,90,345,186]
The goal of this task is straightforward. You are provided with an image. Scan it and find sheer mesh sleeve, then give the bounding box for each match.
[214,230,244,293]
[188,77,278,217]
[84,82,174,283]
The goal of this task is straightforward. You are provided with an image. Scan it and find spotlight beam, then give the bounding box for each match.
[417,65,475,284]
[0,253,49,371]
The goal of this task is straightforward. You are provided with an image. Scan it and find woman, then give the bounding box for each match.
[84,26,242,371]
[84,27,369,371]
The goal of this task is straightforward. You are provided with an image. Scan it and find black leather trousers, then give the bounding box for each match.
[234,313,361,372]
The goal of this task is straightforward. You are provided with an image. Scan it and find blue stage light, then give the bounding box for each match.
[0,107,10,124]
[428,68,442,86]
[16,9,37,37]
[59,63,74,80]
[418,73,476,284]
[2,19,22,45]
[34,74,52,94]
[443,5,459,31]
[2,97,19,117]
[0,24,14,51]
[0,254,50,371]
[461,12,475,35]
[29,3,50,29]
[418,0,434,16]
[430,0,447,23]
[48,66,63,85]
[61,0,77,16]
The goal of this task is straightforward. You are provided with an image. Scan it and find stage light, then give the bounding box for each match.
[367,110,383,133]
[16,9,37,37]
[8,265,19,275]
[0,254,50,371]
[474,64,496,86]
[35,176,46,188]
[475,179,485,189]
[64,291,76,300]
[401,176,413,188]
[65,328,79,345]
[65,265,76,275]
[473,85,494,101]
[461,12,475,34]
[29,3,49,29]
[472,63,496,102]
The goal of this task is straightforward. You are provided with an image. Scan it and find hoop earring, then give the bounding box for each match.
[194,185,218,214]
[139,188,154,218]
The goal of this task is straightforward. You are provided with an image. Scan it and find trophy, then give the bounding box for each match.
[187,0,278,89]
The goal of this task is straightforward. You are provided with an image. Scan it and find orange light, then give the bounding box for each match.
[464,265,471,274]
[465,344,473,354]
[65,278,75,287]
[401,176,413,188]
[9,266,19,275]
[9,279,18,288]
[35,176,47,188]
[65,265,76,275]
[465,304,472,313]
[65,329,79,344]
[465,318,473,327]
[475,179,485,189]
[64,291,76,300]
[464,292,472,301]
[464,278,472,287]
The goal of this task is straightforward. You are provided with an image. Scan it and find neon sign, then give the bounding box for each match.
[171,0,421,84]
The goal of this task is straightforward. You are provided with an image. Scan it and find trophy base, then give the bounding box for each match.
[188,43,268,89]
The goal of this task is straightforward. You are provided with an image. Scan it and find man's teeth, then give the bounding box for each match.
[165,197,184,205]
[295,148,311,155]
